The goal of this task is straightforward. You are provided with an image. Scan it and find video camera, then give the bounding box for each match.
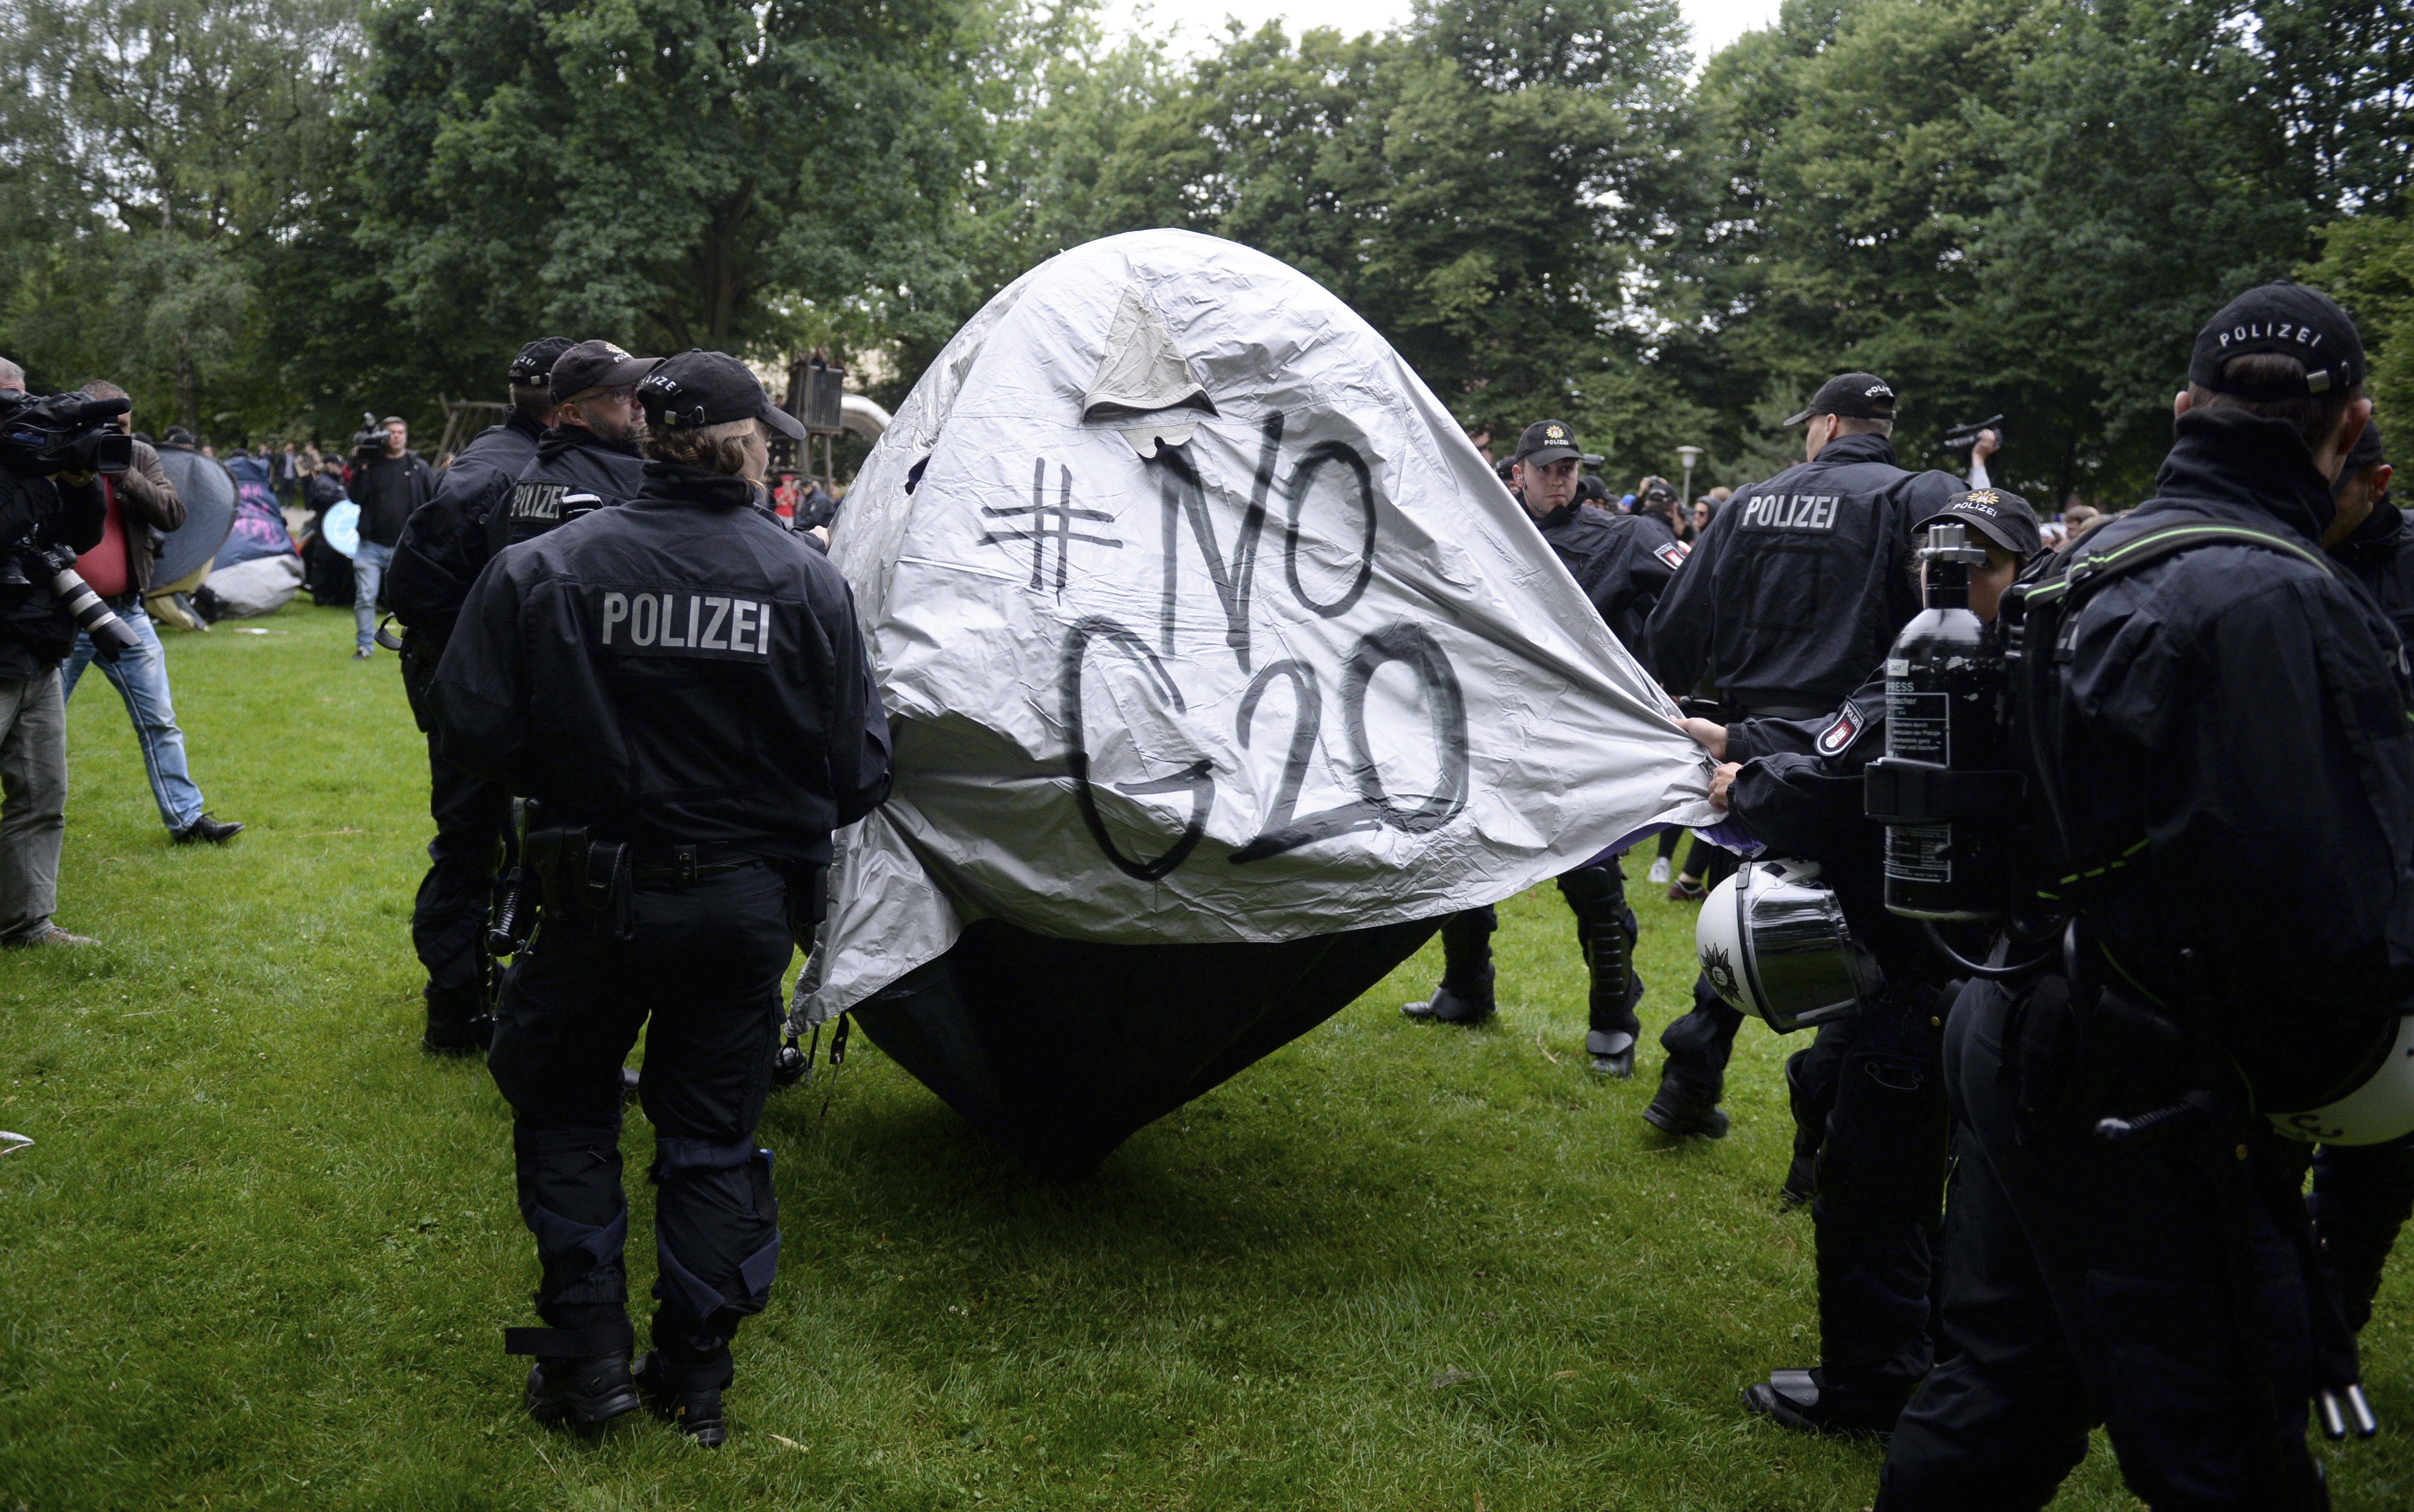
[1942,415,2003,454]
[0,391,133,478]
[0,391,143,661]
[352,411,389,459]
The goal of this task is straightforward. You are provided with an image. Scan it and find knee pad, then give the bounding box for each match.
[650,1140,780,1335]
[513,1123,630,1314]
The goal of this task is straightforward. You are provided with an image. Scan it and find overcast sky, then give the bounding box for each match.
[1097,0,1786,65]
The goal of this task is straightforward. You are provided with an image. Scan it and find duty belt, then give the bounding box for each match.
[625,841,760,886]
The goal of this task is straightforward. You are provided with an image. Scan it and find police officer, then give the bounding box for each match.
[1641,373,1960,1137]
[1876,285,2412,1508]
[1694,489,2042,1438]
[486,341,658,556]
[388,336,571,1052]
[431,350,892,1445]
[1403,420,1682,1075]
[2310,417,2414,1336]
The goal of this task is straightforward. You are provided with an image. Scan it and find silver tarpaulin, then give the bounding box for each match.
[802,229,1720,1025]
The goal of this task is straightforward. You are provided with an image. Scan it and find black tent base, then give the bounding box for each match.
[847,915,1442,1180]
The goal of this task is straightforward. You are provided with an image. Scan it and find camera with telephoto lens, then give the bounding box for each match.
[0,536,144,661]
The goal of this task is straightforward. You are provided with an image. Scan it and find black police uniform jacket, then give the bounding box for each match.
[2330,495,2414,646]
[430,460,893,865]
[485,425,647,558]
[387,411,547,645]
[2055,407,2414,1105]
[1646,433,1959,712]
[1529,494,1681,650]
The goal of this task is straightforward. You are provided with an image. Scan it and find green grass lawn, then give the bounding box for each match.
[0,597,2406,1510]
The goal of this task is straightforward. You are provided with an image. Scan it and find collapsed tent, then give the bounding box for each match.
[150,447,236,589]
[799,229,1721,1176]
[214,454,297,569]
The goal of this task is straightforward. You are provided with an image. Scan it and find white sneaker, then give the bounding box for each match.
[1647,857,1672,884]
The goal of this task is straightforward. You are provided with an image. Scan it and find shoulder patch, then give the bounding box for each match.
[1815,703,1861,756]
[1654,540,1689,569]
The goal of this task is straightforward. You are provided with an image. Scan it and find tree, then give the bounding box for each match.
[326,0,1012,435]
[0,0,361,433]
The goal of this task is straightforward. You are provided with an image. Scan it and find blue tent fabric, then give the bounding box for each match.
[214,454,295,569]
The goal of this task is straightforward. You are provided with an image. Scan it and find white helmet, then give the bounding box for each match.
[1696,858,1867,1034]
[2269,1014,2414,1146]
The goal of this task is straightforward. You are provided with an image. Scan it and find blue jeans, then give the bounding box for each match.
[61,606,207,834]
[353,538,394,651]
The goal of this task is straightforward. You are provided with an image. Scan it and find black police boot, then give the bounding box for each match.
[1741,1367,1907,1437]
[524,1351,641,1426]
[635,1351,727,1447]
[1401,969,1496,1025]
[1585,1028,1636,1080]
[422,985,494,1055]
[1642,1073,1729,1140]
[509,1319,641,1426]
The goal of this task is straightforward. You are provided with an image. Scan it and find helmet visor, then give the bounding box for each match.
[1738,865,1864,1033]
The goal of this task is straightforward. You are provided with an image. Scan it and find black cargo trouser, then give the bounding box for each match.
[414,733,510,1002]
[2310,1131,2414,1333]
[489,863,793,1390]
[1877,980,2322,1510]
[1434,905,1497,990]
[1806,986,1950,1406]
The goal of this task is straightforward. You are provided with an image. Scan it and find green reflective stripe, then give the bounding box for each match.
[2078,524,2328,575]
[2122,837,2149,857]
[2032,525,2332,604]
[2098,943,2173,1011]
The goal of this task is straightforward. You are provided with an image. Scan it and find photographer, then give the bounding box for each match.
[57,382,240,846]
[0,361,114,947]
[347,415,433,662]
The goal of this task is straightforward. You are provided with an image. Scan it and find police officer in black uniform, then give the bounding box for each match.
[1695,489,2042,1437]
[1403,420,1683,1075]
[431,350,891,1445]
[487,341,658,555]
[1641,373,1960,1137]
[1876,285,2414,1509]
[388,336,571,1052]
[2314,419,2414,1334]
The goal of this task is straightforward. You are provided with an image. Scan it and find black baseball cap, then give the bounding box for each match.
[2344,416,2387,473]
[1917,488,2041,559]
[637,349,807,440]
[2190,283,2364,397]
[509,336,577,386]
[1513,420,1581,466]
[551,340,661,399]
[1784,372,1896,426]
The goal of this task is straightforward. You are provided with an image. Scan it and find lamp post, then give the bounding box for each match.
[1676,445,1704,510]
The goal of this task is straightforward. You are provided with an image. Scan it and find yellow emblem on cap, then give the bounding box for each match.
[1966,490,1998,505]
[1546,426,1565,439]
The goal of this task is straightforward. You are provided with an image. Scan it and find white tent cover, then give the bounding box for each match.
[800,230,1720,1020]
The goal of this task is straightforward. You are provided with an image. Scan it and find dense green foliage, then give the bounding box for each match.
[2,0,2411,496]
[7,602,2407,1507]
